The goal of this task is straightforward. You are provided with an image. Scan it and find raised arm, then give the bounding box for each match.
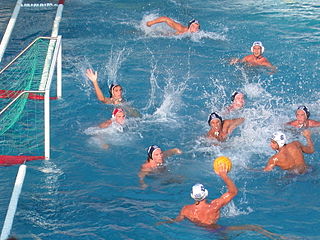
[86,69,111,104]
[163,148,182,159]
[146,17,187,33]
[211,169,238,209]
[300,129,314,154]
[224,118,244,134]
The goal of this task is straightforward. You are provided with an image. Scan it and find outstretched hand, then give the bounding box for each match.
[230,58,240,65]
[86,69,98,83]
[174,148,183,155]
[156,217,175,226]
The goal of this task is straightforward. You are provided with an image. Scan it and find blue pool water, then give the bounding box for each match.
[0,0,320,239]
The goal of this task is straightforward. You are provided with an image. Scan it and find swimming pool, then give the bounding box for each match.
[0,0,320,239]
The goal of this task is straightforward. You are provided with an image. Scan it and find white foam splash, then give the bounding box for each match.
[102,46,132,85]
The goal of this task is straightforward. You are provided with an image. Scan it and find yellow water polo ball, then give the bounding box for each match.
[213,156,232,173]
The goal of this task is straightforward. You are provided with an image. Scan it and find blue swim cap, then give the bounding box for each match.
[208,112,223,126]
[231,91,239,102]
[188,19,200,28]
[297,105,310,119]
[147,145,160,159]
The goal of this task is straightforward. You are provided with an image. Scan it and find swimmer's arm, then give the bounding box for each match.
[99,119,112,128]
[263,157,277,171]
[163,148,183,159]
[229,58,241,65]
[147,17,186,33]
[138,168,151,189]
[285,120,296,127]
[230,56,249,65]
[212,170,238,208]
[261,58,273,67]
[240,55,251,63]
[262,59,277,74]
[225,118,244,134]
[86,69,109,103]
[308,120,320,127]
[156,211,185,225]
[301,130,314,154]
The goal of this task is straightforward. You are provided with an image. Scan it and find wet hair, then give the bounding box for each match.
[297,105,310,119]
[188,19,200,29]
[147,145,160,161]
[109,83,122,98]
[208,112,223,126]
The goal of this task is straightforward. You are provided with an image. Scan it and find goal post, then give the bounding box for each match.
[0,36,62,164]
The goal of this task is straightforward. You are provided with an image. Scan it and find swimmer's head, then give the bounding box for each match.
[188,19,200,32]
[296,105,310,119]
[230,91,245,109]
[190,183,208,202]
[251,41,265,54]
[109,83,122,98]
[112,108,125,124]
[208,112,223,126]
[147,145,161,160]
[271,131,287,148]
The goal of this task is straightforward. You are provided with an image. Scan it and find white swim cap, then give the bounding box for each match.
[251,41,265,54]
[271,131,287,148]
[190,183,208,201]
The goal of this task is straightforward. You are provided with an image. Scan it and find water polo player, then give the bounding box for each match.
[146,16,200,34]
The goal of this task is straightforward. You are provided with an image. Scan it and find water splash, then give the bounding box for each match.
[102,46,132,85]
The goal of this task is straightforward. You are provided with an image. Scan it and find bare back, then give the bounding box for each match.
[267,142,306,173]
[179,173,237,226]
[180,201,221,225]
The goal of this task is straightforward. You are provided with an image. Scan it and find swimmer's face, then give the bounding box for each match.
[252,45,262,57]
[114,111,125,125]
[296,109,307,124]
[233,93,245,108]
[210,119,222,130]
[188,23,200,33]
[112,86,123,99]
[270,140,279,150]
[152,148,163,163]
